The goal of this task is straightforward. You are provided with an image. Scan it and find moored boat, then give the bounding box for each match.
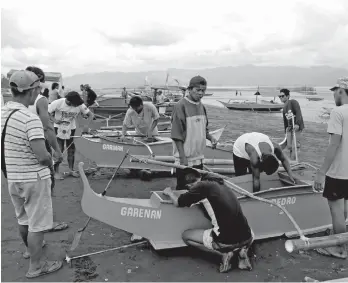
[306,97,324,101]
[219,100,283,112]
[78,162,340,250]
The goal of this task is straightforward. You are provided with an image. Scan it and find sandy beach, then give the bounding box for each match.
[1,105,347,282]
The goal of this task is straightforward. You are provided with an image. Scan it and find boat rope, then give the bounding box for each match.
[130,155,313,242]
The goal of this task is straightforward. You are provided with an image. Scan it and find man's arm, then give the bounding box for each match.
[26,117,52,167]
[148,104,160,137]
[318,134,341,174]
[36,98,62,156]
[164,182,207,207]
[30,139,53,166]
[273,143,296,182]
[246,145,261,193]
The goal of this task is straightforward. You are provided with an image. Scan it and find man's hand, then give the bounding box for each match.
[314,171,325,192]
[163,187,173,196]
[180,156,188,166]
[210,136,218,149]
[53,150,63,164]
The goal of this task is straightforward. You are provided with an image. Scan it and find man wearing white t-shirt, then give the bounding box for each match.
[314,77,348,259]
[48,92,93,178]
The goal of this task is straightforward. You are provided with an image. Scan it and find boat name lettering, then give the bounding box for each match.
[120,207,162,219]
[102,144,123,152]
[271,197,296,206]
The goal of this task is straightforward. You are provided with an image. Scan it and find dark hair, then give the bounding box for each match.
[52,82,59,90]
[25,66,45,82]
[201,173,224,185]
[261,154,279,175]
[280,88,290,96]
[65,91,84,106]
[42,88,49,98]
[129,96,143,108]
[183,168,201,184]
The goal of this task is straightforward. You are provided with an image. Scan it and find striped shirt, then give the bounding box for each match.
[1,102,51,182]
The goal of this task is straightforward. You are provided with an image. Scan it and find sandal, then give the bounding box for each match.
[26,260,63,279]
[23,240,46,259]
[219,251,234,273]
[43,222,69,233]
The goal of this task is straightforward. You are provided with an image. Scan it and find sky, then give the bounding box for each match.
[1,0,348,77]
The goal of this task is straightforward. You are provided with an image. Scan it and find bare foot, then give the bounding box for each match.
[219,251,234,273]
[238,247,252,270]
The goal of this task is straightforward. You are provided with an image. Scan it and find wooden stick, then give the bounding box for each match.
[285,232,348,253]
[131,155,234,165]
[129,155,306,240]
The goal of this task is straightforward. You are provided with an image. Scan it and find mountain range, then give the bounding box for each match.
[3,65,348,89]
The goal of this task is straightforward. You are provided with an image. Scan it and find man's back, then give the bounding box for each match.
[178,181,251,244]
[1,102,51,182]
[326,104,348,179]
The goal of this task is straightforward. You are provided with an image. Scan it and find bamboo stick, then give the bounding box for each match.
[129,155,307,240]
[285,232,348,253]
[131,155,234,165]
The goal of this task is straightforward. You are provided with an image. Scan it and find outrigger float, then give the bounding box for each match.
[77,159,348,251]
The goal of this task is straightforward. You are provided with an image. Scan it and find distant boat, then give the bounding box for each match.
[306,97,323,101]
[218,100,283,112]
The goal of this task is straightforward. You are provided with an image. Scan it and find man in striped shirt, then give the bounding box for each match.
[1,70,62,278]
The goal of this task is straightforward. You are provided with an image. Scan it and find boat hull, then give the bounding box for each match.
[78,163,339,250]
[74,134,233,171]
[219,101,283,112]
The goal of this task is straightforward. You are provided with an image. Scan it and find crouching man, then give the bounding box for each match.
[163,168,254,273]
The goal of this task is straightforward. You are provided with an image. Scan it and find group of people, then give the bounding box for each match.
[164,75,347,272]
[1,67,95,278]
[2,68,347,277]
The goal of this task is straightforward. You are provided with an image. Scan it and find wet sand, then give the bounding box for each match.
[2,105,347,282]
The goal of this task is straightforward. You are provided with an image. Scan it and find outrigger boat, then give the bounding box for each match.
[78,162,341,250]
[219,100,283,112]
[74,126,232,172]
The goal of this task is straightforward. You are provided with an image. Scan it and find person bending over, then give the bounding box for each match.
[233,132,296,193]
[164,168,254,273]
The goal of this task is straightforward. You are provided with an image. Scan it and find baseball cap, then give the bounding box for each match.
[330,77,348,91]
[9,70,40,92]
[188,76,207,89]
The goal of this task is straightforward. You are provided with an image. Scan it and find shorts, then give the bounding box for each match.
[8,178,53,232]
[203,228,254,252]
[233,153,251,176]
[323,176,348,201]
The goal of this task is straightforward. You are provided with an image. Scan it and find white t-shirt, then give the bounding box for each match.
[326,104,348,180]
[48,98,90,129]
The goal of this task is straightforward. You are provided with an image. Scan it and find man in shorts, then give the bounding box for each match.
[1,70,62,278]
[314,77,348,259]
[164,168,253,273]
[233,132,297,193]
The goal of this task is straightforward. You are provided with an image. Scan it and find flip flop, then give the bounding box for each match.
[26,260,63,279]
[219,251,234,273]
[315,247,347,259]
[43,222,69,233]
[23,241,46,259]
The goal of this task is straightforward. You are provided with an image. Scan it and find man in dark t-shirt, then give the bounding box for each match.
[164,168,254,273]
[279,89,304,160]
